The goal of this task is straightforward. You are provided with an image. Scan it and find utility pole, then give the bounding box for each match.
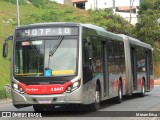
[16,0,20,26]
[130,0,135,23]
[94,0,97,10]
[112,0,115,13]
[96,0,98,9]
[94,0,98,10]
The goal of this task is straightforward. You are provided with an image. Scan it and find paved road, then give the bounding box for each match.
[0,86,160,120]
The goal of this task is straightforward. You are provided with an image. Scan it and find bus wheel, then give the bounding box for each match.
[90,84,101,111]
[140,80,145,97]
[116,81,123,103]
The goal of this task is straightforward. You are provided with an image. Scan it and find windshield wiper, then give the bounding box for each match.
[47,36,64,70]
[49,36,64,56]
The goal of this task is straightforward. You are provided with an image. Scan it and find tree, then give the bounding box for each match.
[134,0,160,45]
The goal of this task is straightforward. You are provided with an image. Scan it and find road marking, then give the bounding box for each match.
[0,99,12,105]
[150,117,157,120]
[154,85,160,87]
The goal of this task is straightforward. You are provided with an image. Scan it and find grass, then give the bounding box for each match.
[0,1,36,98]
[0,1,14,91]
[0,88,11,99]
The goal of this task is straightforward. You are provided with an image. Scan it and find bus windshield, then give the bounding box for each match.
[14,37,77,77]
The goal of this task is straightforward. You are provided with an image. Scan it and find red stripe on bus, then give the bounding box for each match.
[150,79,154,89]
[18,81,72,95]
[112,80,119,92]
[122,79,126,91]
[138,79,142,89]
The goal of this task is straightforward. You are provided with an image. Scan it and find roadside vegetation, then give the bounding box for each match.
[133,0,160,77]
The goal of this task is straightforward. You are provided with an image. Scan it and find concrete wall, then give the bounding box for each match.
[115,12,138,25]
[64,0,73,6]
[50,0,64,4]
[85,0,108,10]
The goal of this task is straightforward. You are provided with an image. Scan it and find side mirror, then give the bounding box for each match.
[2,35,13,58]
[5,36,13,42]
[3,42,8,58]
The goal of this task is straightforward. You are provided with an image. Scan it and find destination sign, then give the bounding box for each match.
[15,27,78,38]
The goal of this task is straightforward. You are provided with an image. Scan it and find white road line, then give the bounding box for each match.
[150,117,158,120]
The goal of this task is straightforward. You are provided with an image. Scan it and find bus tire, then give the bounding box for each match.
[116,81,123,103]
[90,84,101,111]
[140,80,145,97]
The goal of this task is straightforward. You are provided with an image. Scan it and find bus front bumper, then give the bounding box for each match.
[12,87,83,108]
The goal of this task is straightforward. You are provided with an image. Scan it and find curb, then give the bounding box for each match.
[0,98,12,105]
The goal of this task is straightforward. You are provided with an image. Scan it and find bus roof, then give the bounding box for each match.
[81,23,124,41]
[16,22,81,29]
[16,22,124,41]
[16,22,107,31]
[118,34,152,49]
[16,22,152,49]
[81,24,106,32]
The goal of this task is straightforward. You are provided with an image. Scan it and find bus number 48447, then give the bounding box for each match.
[51,87,63,92]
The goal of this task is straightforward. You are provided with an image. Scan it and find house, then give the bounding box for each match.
[115,6,139,25]
[49,0,73,6]
[71,0,107,10]
[85,0,108,10]
[72,0,87,9]
[50,0,139,25]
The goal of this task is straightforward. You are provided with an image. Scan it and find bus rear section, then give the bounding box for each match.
[123,36,154,96]
[11,23,84,110]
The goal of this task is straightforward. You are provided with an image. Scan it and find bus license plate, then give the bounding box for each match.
[38,100,52,104]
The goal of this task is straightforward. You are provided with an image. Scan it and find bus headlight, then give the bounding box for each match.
[73,81,79,88]
[66,80,81,93]
[12,82,25,94]
[13,83,18,89]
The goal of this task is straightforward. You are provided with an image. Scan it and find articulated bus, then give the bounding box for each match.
[3,22,154,111]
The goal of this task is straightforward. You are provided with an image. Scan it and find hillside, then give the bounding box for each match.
[0,0,151,98]
[0,1,91,90]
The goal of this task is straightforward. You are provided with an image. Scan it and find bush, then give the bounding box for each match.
[3,0,27,5]
[0,88,11,100]
[28,0,46,8]
[3,0,47,7]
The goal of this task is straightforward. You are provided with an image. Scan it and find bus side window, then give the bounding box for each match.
[87,42,93,60]
[83,40,92,66]
[83,39,94,82]
[108,41,113,73]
